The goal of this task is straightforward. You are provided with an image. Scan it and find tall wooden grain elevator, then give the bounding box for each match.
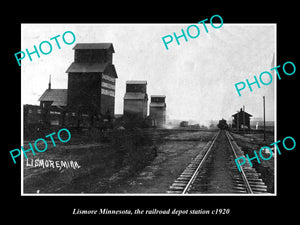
[65,43,118,127]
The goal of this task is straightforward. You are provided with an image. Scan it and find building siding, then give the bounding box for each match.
[67,72,101,112]
[124,100,147,119]
[150,107,166,127]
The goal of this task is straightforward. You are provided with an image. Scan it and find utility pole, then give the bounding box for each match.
[243,105,245,132]
[237,110,239,131]
[263,96,266,141]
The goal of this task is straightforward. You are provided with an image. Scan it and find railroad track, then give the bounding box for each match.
[167,130,268,194]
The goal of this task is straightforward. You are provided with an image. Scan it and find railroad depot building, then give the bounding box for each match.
[24,43,118,129]
[232,108,252,130]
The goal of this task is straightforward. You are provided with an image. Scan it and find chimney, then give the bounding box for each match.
[48,75,51,90]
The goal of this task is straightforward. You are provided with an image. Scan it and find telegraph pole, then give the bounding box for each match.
[263,96,266,141]
[237,110,239,131]
[243,105,245,132]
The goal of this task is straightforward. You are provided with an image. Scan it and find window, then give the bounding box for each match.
[50,120,60,125]
[50,111,61,115]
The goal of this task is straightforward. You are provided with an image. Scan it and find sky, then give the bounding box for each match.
[21,23,276,125]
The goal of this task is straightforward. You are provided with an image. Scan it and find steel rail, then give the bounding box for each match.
[182,131,220,194]
[225,130,253,194]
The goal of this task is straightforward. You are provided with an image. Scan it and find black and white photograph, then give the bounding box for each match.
[21,23,276,195]
[4,3,299,220]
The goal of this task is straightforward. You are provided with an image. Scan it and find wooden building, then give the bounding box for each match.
[23,104,42,125]
[232,108,252,130]
[38,77,67,126]
[66,43,117,120]
[149,95,166,127]
[123,81,148,121]
[25,43,118,129]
